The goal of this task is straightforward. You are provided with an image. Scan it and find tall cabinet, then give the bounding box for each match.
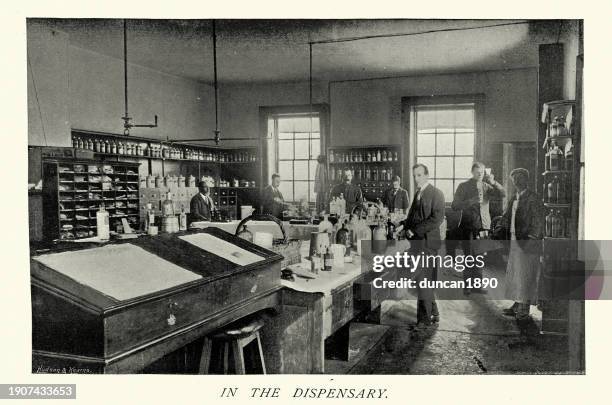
[538,100,580,335]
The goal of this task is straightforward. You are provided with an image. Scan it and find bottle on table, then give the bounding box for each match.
[145,203,155,231]
[179,206,187,231]
[96,204,110,241]
[323,247,334,271]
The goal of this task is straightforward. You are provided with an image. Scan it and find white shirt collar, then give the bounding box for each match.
[417,182,430,191]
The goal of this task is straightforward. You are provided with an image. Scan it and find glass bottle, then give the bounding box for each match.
[145,203,155,231]
[376,149,381,162]
[549,141,562,171]
[96,204,110,241]
[565,143,574,172]
[386,214,396,240]
[323,247,333,271]
[558,210,566,238]
[162,192,175,217]
[545,210,553,237]
[382,150,387,161]
[557,175,566,204]
[547,176,558,203]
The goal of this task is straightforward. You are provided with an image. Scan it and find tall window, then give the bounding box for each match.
[414,104,476,202]
[272,114,320,204]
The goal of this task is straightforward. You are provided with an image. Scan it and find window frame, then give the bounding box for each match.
[259,104,329,209]
[402,94,485,205]
[274,115,321,204]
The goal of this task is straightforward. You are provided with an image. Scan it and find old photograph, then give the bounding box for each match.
[27,18,584,375]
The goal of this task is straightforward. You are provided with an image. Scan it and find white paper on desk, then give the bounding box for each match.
[179,233,265,266]
[34,244,202,301]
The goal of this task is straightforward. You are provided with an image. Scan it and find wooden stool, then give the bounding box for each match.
[200,317,267,374]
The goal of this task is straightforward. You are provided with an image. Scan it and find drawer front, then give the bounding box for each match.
[331,283,354,333]
[104,265,280,357]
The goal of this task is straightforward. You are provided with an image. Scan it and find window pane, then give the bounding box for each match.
[294,161,308,180]
[436,179,454,202]
[278,140,293,159]
[309,181,316,202]
[455,109,474,130]
[417,110,436,131]
[309,160,319,181]
[293,117,319,133]
[416,157,435,178]
[279,161,293,180]
[454,157,474,178]
[435,157,453,178]
[455,133,474,155]
[277,118,294,133]
[278,181,293,202]
[294,181,309,201]
[278,132,294,140]
[295,139,309,159]
[436,133,454,155]
[310,139,321,158]
[435,109,455,131]
[294,132,310,139]
[417,133,435,155]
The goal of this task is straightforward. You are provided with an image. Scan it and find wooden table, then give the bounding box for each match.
[260,241,397,373]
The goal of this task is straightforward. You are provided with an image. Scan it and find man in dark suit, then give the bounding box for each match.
[330,169,363,214]
[383,175,410,213]
[189,182,215,223]
[401,163,445,327]
[451,162,506,294]
[262,173,286,219]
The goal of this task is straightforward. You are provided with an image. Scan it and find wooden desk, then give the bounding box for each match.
[31,228,284,374]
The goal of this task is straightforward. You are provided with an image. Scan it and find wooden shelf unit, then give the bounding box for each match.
[71,130,263,216]
[327,144,402,201]
[42,159,141,241]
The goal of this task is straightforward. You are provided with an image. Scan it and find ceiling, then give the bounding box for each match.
[32,19,570,84]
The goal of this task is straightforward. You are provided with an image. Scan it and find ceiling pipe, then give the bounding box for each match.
[121,19,158,136]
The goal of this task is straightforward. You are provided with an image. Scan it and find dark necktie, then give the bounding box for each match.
[414,187,421,202]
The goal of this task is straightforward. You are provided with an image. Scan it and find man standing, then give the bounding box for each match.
[383,175,410,214]
[262,173,285,219]
[500,168,544,320]
[451,162,506,294]
[189,182,215,223]
[330,169,363,214]
[402,163,445,327]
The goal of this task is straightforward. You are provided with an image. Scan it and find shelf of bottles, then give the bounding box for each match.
[541,100,576,240]
[43,160,141,241]
[328,145,402,201]
[71,130,258,164]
